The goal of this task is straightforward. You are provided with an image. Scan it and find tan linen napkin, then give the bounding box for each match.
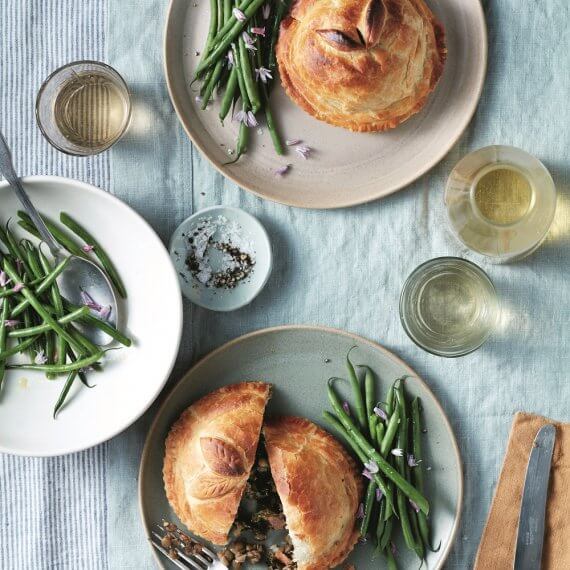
[474,412,570,569]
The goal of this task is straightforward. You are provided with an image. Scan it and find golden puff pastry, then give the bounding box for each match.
[277,0,447,132]
[264,416,363,570]
[163,382,271,545]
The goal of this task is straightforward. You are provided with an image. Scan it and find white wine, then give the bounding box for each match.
[400,258,498,357]
[54,72,128,151]
[445,146,556,262]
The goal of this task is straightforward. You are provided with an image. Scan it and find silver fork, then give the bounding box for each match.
[150,523,226,570]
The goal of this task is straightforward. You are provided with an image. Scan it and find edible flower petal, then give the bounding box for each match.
[364,459,379,474]
[255,66,272,83]
[250,26,266,36]
[80,290,103,312]
[246,111,258,127]
[407,454,421,468]
[34,350,48,365]
[12,283,25,293]
[362,469,373,480]
[242,31,257,51]
[295,145,311,159]
[99,305,112,321]
[232,7,246,21]
[233,109,247,124]
[82,244,95,253]
[409,499,420,513]
[262,3,270,19]
[0,271,10,288]
[390,448,404,457]
[356,503,365,519]
[4,319,19,328]
[342,401,351,415]
[286,138,301,146]
[373,405,388,421]
[226,50,235,67]
[375,488,383,502]
[274,165,291,176]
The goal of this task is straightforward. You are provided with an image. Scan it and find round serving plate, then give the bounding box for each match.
[0,176,183,456]
[139,325,463,569]
[164,0,487,209]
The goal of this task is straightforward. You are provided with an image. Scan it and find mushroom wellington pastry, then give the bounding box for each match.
[277,0,447,132]
[163,382,271,545]
[264,416,363,570]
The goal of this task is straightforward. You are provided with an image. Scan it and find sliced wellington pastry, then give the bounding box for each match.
[163,382,271,545]
[264,416,363,570]
[277,0,447,131]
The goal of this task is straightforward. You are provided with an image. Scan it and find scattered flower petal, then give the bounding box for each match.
[364,459,379,474]
[359,537,367,544]
[250,26,266,36]
[342,401,351,415]
[356,503,365,519]
[295,145,312,159]
[226,50,235,67]
[233,109,247,124]
[262,3,271,19]
[407,454,422,468]
[80,290,102,312]
[82,244,95,253]
[246,111,258,127]
[195,95,203,104]
[409,499,420,513]
[373,405,388,421]
[99,305,112,321]
[426,466,432,471]
[232,7,246,21]
[391,448,404,457]
[376,488,383,502]
[34,350,48,365]
[0,271,10,288]
[12,283,24,293]
[286,138,301,146]
[391,542,398,556]
[242,31,257,51]
[274,164,291,176]
[3,319,19,328]
[255,66,272,83]
[362,469,373,480]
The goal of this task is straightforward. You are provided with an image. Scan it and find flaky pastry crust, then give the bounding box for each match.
[163,382,271,545]
[264,416,363,570]
[277,0,447,132]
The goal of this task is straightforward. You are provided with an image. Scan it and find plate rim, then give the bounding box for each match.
[0,175,184,457]
[138,324,463,569]
[163,0,488,210]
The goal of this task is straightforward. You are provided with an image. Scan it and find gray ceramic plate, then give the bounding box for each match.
[138,326,462,569]
[164,0,487,209]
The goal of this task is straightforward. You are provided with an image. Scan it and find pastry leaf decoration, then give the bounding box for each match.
[316,29,364,50]
[189,474,242,500]
[200,436,246,477]
[365,0,385,47]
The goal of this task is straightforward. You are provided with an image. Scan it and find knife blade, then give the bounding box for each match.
[514,423,556,570]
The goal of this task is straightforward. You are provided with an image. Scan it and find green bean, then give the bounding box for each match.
[3,259,84,355]
[268,0,288,69]
[0,275,43,297]
[0,335,39,361]
[361,365,376,439]
[194,0,266,77]
[369,413,379,444]
[374,499,386,551]
[60,213,127,299]
[7,350,104,373]
[5,229,33,279]
[327,379,429,514]
[219,67,239,122]
[238,36,261,113]
[201,60,224,109]
[66,346,95,388]
[0,296,9,391]
[360,479,376,537]
[10,257,70,317]
[385,547,398,570]
[346,347,367,431]
[386,377,399,417]
[223,0,232,21]
[195,0,219,75]
[322,411,393,512]
[53,370,78,418]
[8,307,89,338]
[17,212,87,260]
[225,120,249,165]
[380,405,400,457]
[262,89,284,155]
[376,421,385,449]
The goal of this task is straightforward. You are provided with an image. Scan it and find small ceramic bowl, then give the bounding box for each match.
[170,206,272,311]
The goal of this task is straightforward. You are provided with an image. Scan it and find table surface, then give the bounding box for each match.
[1,1,569,569]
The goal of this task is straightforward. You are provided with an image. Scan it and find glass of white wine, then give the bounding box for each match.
[36,61,131,156]
[400,257,499,357]
[445,145,557,262]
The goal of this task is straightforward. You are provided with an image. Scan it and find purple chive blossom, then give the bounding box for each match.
[362,469,373,481]
[409,499,420,513]
[82,244,95,253]
[262,3,271,19]
[99,305,112,321]
[373,406,388,421]
[34,350,48,365]
[246,111,258,127]
[233,109,246,124]
[227,50,235,67]
[15,259,23,272]
[0,271,10,288]
[295,145,311,159]
[232,7,246,21]
[407,454,422,468]
[274,164,291,176]
[4,319,19,328]
[242,32,257,51]
[391,542,398,556]
[356,503,365,519]
[250,26,266,36]
[286,138,301,146]
[376,488,383,502]
[364,459,379,474]
[12,283,24,293]
[255,67,272,83]
[391,448,404,457]
[342,401,351,415]
[195,95,203,104]
[80,290,102,312]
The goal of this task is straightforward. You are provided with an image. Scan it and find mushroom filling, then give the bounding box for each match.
[219,442,296,569]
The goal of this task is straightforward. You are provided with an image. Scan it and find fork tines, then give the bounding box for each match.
[150,523,219,570]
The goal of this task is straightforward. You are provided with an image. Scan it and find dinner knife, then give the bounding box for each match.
[513,423,556,570]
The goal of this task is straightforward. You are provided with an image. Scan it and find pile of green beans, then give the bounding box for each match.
[195,0,289,162]
[323,351,438,568]
[0,213,132,418]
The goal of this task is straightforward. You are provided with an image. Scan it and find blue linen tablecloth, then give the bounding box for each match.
[1,0,569,568]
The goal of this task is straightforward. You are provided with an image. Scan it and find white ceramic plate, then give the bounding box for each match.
[0,176,183,456]
[139,326,462,569]
[164,0,487,209]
